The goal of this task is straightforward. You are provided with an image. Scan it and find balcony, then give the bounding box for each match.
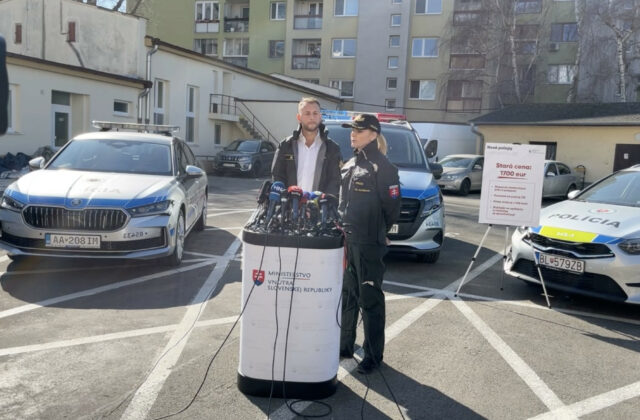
[294,14,322,29]
[195,19,220,33]
[224,17,249,32]
[292,55,320,70]
[224,57,248,67]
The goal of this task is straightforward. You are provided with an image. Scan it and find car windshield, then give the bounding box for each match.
[47,139,173,176]
[440,156,473,168]
[226,140,259,152]
[327,124,427,169]
[575,170,640,207]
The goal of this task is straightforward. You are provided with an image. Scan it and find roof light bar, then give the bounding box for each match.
[320,109,407,123]
[92,120,180,134]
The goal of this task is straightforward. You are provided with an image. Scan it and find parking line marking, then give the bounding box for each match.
[0,316,238,358]
[450,296,569,414]
[204,226,244,231]
[206,209,254,218]
[0,260,216,320]
[121,238,241,420]
[528,380,640,420]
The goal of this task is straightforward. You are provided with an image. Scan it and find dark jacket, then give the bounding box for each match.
[271,123,342,196]
[339,140,401,245]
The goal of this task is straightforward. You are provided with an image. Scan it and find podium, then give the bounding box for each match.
[237,230,344,399]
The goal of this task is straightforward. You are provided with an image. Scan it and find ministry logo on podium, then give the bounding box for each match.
[252,269,265,286]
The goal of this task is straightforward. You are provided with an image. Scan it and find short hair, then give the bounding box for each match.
[298,97,321,113]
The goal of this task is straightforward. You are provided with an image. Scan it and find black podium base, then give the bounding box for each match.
[237,372,338,399]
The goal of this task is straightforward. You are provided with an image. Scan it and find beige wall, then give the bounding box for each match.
[476,125,640,183]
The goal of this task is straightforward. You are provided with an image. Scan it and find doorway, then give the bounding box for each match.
[613,144,640,171]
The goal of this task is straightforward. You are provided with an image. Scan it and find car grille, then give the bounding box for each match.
[526,233,613,258]
[0,230,166,252]
[511,259,627,301]
[23,206,128,231]
[398,198,420,223]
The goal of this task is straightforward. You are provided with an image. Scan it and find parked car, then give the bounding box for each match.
[213,139,276,177]
[0,125,208,266]
[542,160,579,199]
[504,164,640,304]
[438,154,484,195]
[324,117,445,263]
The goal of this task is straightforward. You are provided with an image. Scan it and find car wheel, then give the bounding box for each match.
[416,251,439,263]
[194,197,207,231]
[459,179,471,196]
[165,211,185,266]
[250,161,262,178]
[566,184,577,199]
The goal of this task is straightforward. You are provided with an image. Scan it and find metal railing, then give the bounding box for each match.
[209,94,279,144]
[293,14,322,29]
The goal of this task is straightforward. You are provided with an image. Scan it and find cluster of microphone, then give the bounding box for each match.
[245,180,342,237]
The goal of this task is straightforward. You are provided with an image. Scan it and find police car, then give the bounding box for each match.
[0,122,208,266]
[323,111,444,263]
[505,164,640,304]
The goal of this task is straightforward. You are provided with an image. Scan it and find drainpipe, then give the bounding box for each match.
[143,40,159,124]
[470,122,485,155]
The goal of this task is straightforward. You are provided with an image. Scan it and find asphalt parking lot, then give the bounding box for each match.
[0,174,639,420]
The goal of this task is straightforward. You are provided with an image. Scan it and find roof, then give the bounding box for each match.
[471,103,640,126]
[74,131,174,144]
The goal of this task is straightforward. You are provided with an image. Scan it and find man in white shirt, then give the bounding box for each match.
[271,97,341,196]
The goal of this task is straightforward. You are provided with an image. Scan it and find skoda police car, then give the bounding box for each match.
[505,164,640,304]
[0,122,208,266]
[323,111,445,263]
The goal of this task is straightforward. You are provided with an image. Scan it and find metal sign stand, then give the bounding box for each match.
[454,224,552,308]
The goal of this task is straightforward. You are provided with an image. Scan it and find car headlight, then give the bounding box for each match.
[1,195,25,212]
[619,238,640,255]
[421,193,442,217]
[128,200,173,217]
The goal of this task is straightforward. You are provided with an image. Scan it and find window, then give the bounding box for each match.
[113,100,130,116]
[547,65,575,84]
[550,23,578,42]
[388,56,399,68]
[389,35,401,47]
[14,24,21,44]
[450,54,485,69]
[301,79,320,84]
[387,78,398,89]
[332,39,356,57]
[196,1,219,21]
[7,86,13,132]
[269,40,285,58]
[446,80,482,112]
[270,2,286,20]
[214,124,222,145]
[67,22,77,42]
[391,14,401,26]
[385,99,396,111]
[453,11,485,25]
[392,0,402,4]
[194,39,218,56]
[515,0,542,14]
[292,39,321,69]
[154,80,166,125]
[186,86,197,143]
[329,80,354,97]
[224,38,249,56]
[409,80,436,100]
[416,0,442,14]
[412,38,438,57]
[335,0,358,16]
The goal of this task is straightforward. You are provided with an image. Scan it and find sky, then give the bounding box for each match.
[96,1,126,12]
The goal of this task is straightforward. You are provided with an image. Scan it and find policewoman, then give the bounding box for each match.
[338,114,401,374]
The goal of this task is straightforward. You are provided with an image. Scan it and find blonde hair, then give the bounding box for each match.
[298,97,321,113]
[376,133,388,155]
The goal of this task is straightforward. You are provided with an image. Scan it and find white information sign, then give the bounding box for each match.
[479,143,546,227]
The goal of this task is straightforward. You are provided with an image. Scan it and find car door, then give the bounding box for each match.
[470,157,483,190]
[176,141,201,229]
[556,162,576,196]
[542,162,559,197]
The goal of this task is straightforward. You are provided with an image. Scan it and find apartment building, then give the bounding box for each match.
[133,0,640,123]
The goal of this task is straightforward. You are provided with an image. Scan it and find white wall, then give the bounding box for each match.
[412,123,478,160]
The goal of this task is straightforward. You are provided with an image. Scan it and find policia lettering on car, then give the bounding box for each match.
[547,213,621,228]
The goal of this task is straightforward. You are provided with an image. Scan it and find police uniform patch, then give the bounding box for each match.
[284,154,294,160]
[389,185,399,199]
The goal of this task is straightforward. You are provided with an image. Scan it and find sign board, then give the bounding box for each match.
[479,143,546,227]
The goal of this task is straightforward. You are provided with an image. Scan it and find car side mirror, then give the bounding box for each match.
[29,156,45,170]
[546,171,556,177]
[567,189,580,200]
[424,139,438,159]
[0,36,8,136]
[429,162,443,180]
[185,164,205,178]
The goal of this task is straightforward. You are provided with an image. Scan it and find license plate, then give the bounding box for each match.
[389,224,399,234]
[222,163,235,167]
[538,252,584,274]
[45,233,101,249]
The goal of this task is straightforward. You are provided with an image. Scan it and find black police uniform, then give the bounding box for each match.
[338,139,401,369]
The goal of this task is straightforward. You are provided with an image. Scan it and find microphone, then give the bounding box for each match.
[264,181,285,228]
[319,193,329,226]
[287,186,303,225]
[279,191,289,230]
[325,193,340,223]
[257,180,272,205]
[300,191,310,228]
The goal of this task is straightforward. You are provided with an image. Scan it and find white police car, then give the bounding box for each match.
[505,164,640,304]
[323,112,445,263]
[0,122,208,265]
